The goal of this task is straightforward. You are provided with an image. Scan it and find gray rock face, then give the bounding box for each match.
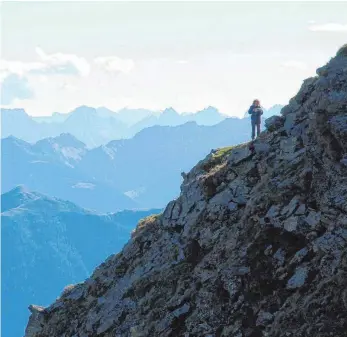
[265,115,285,132]
[25,49,347,337]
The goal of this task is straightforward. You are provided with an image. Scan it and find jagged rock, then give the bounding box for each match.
[265,115,285,132]
[281,196,300,217]
[25,306,46,337]
[273,248,286,266]
[254,142,271,154]
[295,203,306,215]
[305,210,321,228]
[283,216,299,232]
[228,201,238,211]
[25,47,347,337]
[266,205,281,219]
[289,247,309,266]
[256,311,274,327]
[286,265,309,289]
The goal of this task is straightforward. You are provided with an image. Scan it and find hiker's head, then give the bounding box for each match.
[253,99,260,106]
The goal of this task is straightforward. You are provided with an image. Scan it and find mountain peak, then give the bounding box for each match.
[9,185,33,196]
[162,107,178,115]
[188,106,225,125]
[2,135,31,148]
[72,105,96,113]
[68,106,97,119]
[2,186,85,215]
[267,103,283,109]
[198,106,220,114]
[33,133,87,164]
[1,186,41,213]
[1,108,27,115]
[34,133,85,148]
[48,133,86,148]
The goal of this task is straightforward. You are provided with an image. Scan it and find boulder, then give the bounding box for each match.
[265,115,285,132]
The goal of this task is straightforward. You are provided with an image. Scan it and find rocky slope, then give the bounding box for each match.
[25,47,347,337]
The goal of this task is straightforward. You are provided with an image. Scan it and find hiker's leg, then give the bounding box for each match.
[251,120,256,140]
[257,123,261,137]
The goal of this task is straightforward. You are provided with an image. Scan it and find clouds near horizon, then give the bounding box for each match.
[33,47,91,77]
[1,2,347,115]
[1,74,34,105]
[309,23,347,32]
[0,47,90,81]
[94,56,135,74]
[0,48,137,106]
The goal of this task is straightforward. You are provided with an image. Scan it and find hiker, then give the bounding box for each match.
[248,99,264,141]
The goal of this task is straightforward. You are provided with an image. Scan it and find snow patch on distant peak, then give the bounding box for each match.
[30,160,49,164]
[72,183,95,190]
[61,147,85,161]
[102,145,117,159]
[124,187,146,199]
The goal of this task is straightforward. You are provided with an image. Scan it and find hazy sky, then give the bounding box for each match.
[1,1,347,117]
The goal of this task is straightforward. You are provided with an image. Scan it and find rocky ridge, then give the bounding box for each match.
[25,46,347,337]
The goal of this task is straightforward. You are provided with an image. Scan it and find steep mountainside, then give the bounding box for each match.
[26,47,347,337]
[2,187,161,337]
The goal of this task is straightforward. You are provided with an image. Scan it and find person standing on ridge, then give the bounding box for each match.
[248,99,264,141]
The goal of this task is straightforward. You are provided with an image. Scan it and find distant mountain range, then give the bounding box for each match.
[2,113,279,210]
[1,134,137,212]
[1,186,161,337]
[1,105,283,147]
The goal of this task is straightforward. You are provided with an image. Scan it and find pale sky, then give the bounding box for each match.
[1,1,347,117]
